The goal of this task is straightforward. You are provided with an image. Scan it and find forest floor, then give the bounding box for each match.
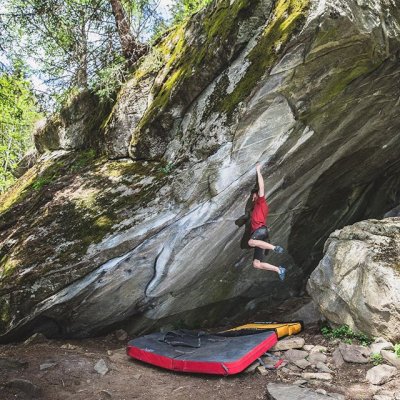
[0,325,398,400]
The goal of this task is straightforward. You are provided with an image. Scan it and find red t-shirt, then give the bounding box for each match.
[251,196,269,233]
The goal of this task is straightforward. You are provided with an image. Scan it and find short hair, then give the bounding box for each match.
[251,187,258,194]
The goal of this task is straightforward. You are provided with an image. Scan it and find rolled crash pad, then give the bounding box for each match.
[219,321,303,338]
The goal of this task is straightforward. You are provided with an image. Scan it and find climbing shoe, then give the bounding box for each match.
[278,266,286,281]
[274,245,284,254]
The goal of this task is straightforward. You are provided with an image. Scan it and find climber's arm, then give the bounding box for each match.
[256,163,264,197]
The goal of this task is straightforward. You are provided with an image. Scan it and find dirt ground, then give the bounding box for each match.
[0,326,393,400]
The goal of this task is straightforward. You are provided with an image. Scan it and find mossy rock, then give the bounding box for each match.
[128,0,269,161]
[0,151,168,327]
[34,90,113,154]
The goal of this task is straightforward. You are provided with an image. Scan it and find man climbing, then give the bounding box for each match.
[247,163,286,281]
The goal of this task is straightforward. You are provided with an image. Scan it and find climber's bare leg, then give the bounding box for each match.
[248,238,275,251]
[252,259,280,273]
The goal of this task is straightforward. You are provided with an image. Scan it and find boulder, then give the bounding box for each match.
[308,218,400,342]
[34,90,112,153]
[2,0,400,341]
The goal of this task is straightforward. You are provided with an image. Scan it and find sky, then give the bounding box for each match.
[159,0,174,17]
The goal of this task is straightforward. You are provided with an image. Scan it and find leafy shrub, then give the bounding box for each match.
[321,325,372,346]
[370,353,383,366]
[395,343,400,358]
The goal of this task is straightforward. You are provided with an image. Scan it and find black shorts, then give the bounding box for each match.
[251,226,270,261]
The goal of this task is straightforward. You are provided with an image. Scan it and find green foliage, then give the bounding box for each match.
[169,0,212,23]
[91,59,127,101]
[2,0,166,107]
[321,325,373,346]
[395,343,400,358]
[370,353,384,366]
[0,69,42,192]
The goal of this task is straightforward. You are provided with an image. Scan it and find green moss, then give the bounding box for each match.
[0,156,169,290]
[313,61,378,107]
[219,0,310,115]
[0,167,38,214]
[70,149,98,171]
[131,0,258,151]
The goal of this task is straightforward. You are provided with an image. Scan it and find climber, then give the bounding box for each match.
[247,163,286,281]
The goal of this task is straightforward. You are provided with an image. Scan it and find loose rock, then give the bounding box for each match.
[94,359,109,376]
[381,350,400,369]
[39,362,57,371]
[23,333,48,345]
[244,360,260,373]
[332,348,345,368]
[293,359,311,370]
[100,389,113,399]
[370,338,394,354]
[316,362,333,373]
[339,343,370,363]
[366,364,397,385]
[283,349,308,362]
[302,372,333,381]
[61,343,77,350]
[293,379,308,386]
[310,345,327,354]
[271,337,305,351]
[266,383,339,399]
[256,366,269,376]
[114,329,128,341]
[308,352,327,364]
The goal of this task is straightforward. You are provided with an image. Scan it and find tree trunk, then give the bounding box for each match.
[109,0,147,66]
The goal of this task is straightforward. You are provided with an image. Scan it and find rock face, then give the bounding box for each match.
[1,0,400,340]
[307,218,400,342]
